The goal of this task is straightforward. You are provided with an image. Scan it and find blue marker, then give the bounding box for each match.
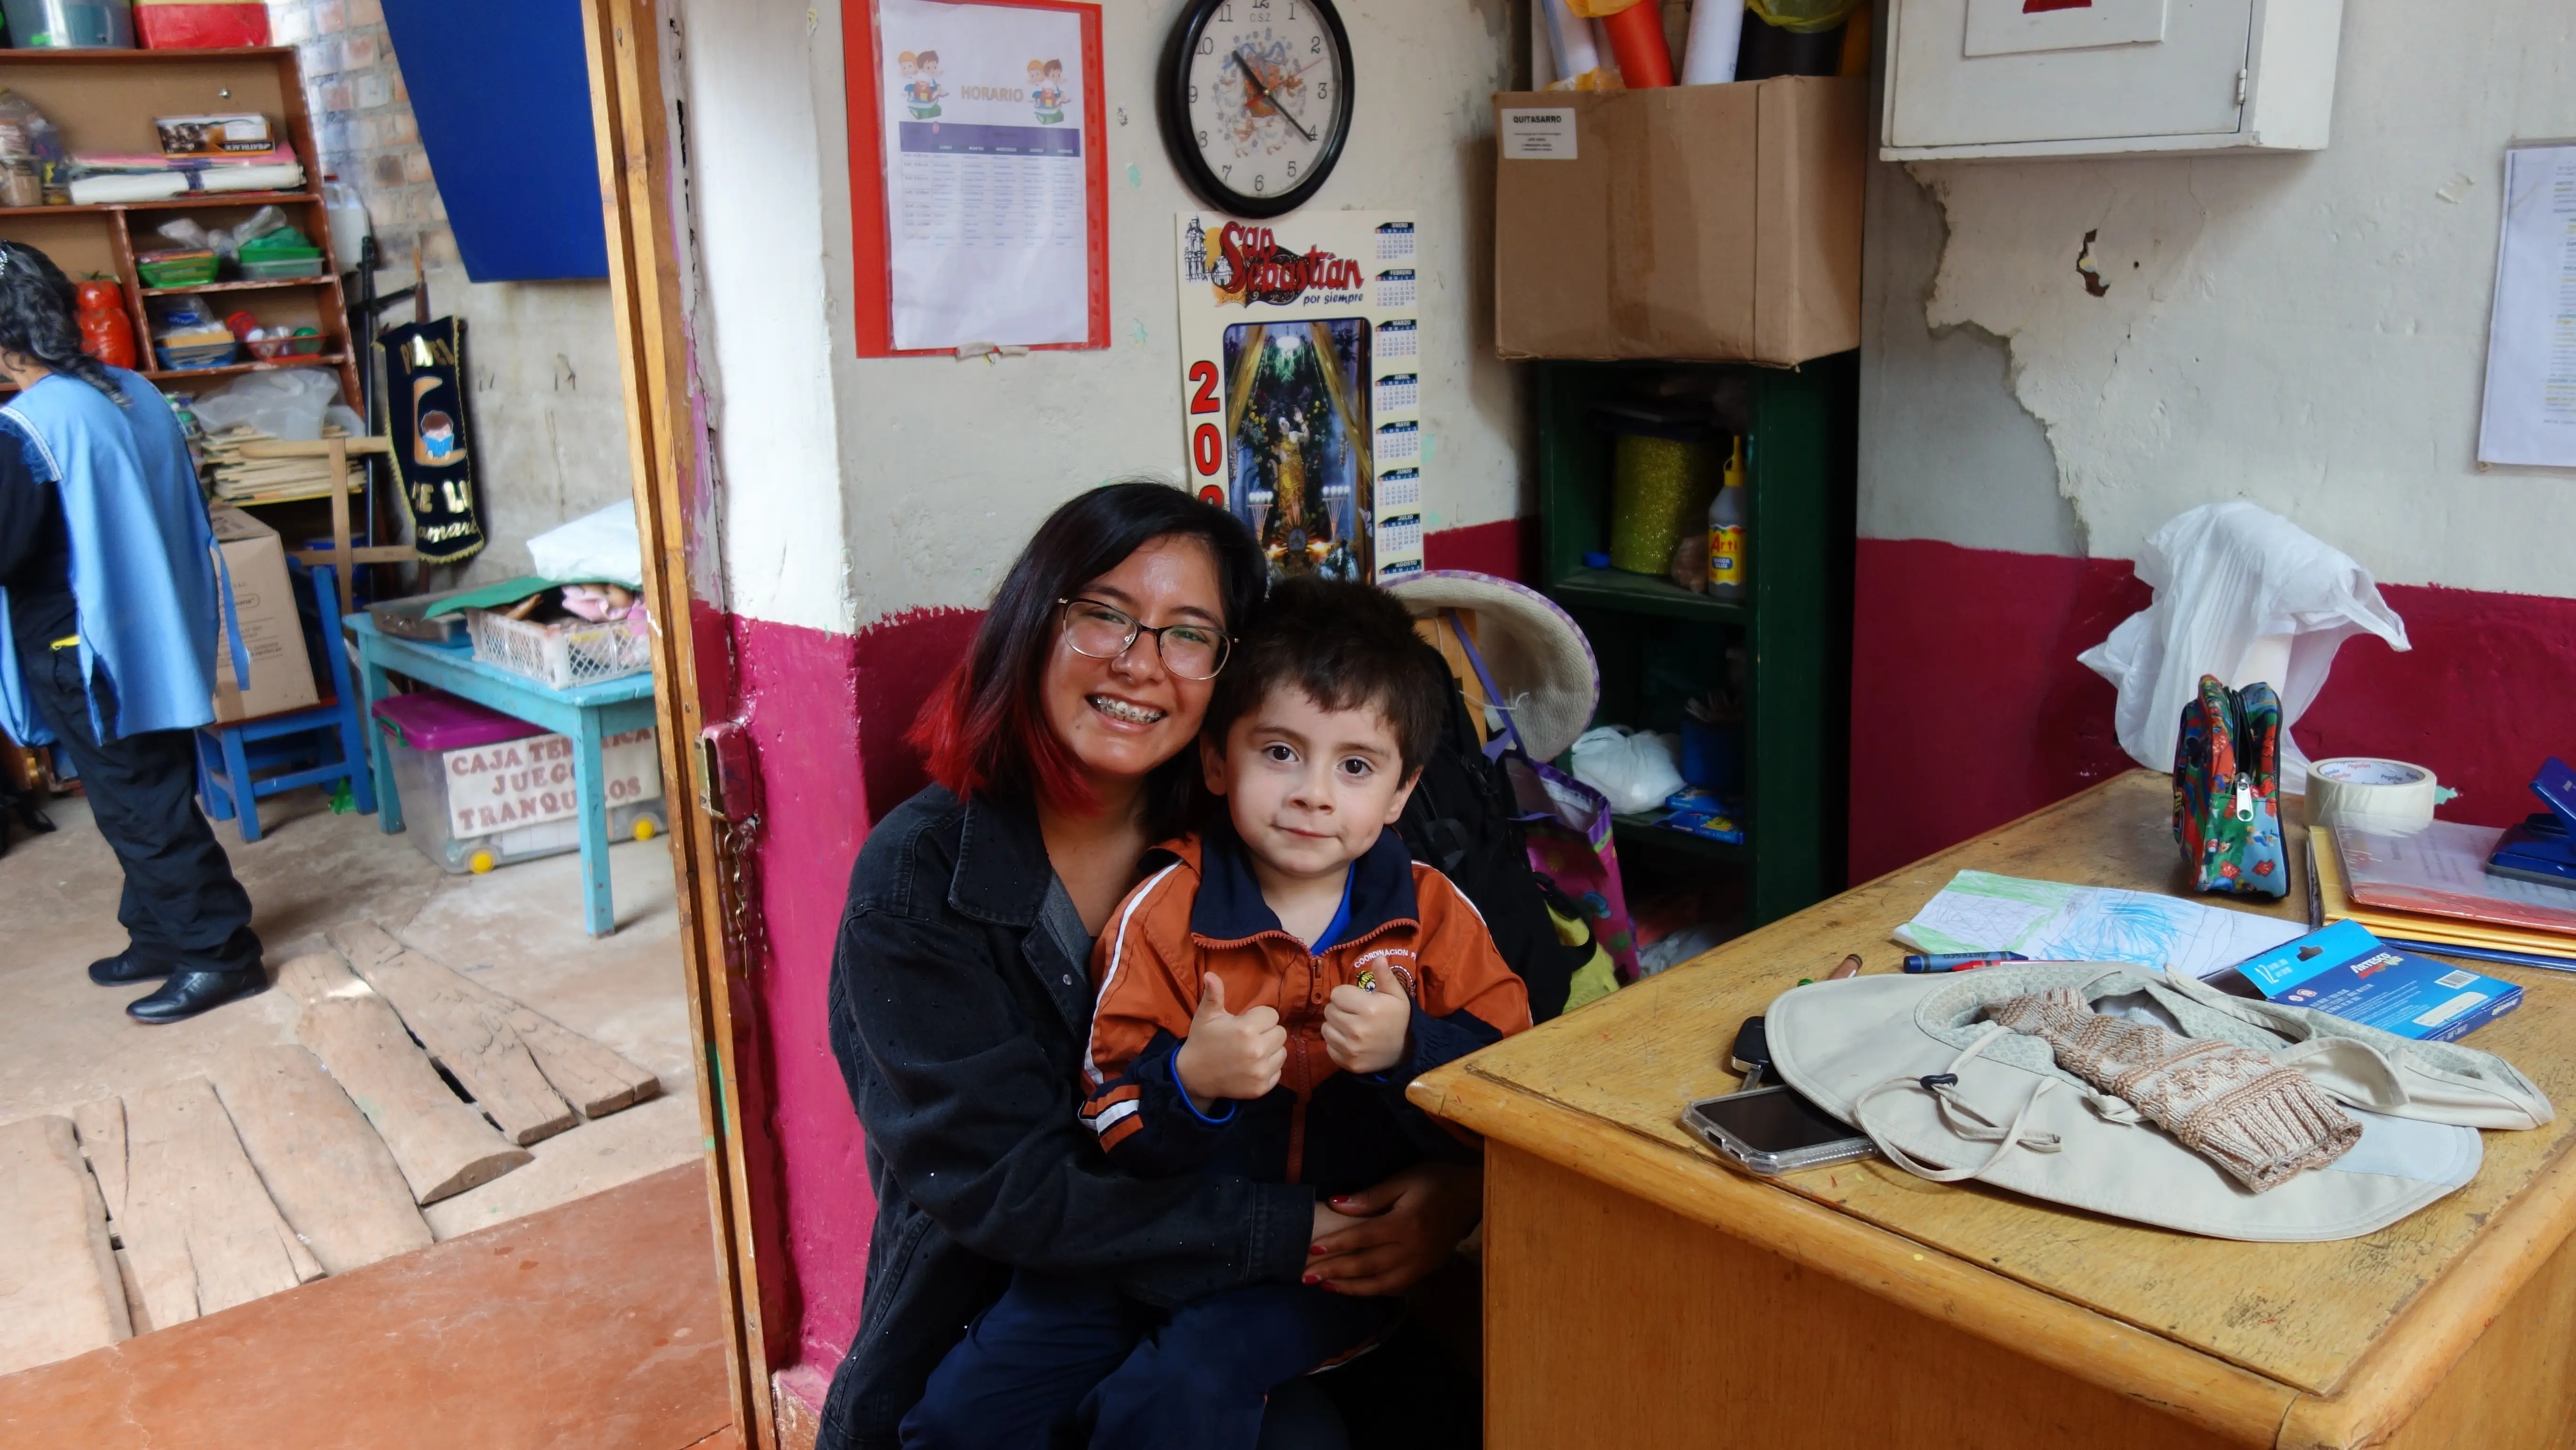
[1902,951,2031,974]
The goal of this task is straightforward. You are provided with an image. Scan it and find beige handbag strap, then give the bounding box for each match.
[1852,1023,2071,1184]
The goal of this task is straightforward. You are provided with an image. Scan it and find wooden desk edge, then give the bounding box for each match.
[1422,1057,2576,1450]
[1414,1067,2302,1448]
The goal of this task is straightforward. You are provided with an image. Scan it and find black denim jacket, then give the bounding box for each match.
[818,785,1314,1450]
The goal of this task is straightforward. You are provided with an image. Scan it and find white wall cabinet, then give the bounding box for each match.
[1882,0,2343,160]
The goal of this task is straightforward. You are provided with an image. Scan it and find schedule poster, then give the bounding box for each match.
[1174,212,1424,584]
[847,0,1107,354]
[2479,143,2576,468]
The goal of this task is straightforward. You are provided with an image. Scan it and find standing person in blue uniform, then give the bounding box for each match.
[0,241,264,1023]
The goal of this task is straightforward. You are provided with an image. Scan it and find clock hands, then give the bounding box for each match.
[1233,48,1316,142]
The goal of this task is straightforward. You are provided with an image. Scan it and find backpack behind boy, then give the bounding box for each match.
[2172,674,2288,899]
[1398,674,1595,1023]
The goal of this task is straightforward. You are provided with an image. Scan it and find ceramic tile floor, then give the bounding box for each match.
[0,1164,739,1450]
[0,781,702,1240]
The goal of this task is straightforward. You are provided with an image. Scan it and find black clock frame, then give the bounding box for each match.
[1157,0,1355,219]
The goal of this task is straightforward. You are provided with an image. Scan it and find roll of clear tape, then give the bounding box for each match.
[2304,757,2452,833]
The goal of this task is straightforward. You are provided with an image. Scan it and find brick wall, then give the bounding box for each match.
[264,0,447,265]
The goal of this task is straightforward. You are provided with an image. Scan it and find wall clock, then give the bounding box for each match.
[1157,0,1354,218]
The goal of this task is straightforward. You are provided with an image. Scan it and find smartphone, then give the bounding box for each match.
[1683,1086,1875,1175]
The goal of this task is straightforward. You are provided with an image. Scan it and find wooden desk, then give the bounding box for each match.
[1413,772,2576,1449]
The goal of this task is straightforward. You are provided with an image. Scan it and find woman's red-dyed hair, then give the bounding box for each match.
[906,481,1267,835]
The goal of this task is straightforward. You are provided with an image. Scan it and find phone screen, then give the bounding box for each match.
[1690,1088,1860,1153]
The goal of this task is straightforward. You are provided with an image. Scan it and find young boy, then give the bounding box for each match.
[902,577,1530,1450]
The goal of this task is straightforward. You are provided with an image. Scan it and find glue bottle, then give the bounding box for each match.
[1706,435,1748,600]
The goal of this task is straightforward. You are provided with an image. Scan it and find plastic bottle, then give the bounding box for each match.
[1707,435,1747,600]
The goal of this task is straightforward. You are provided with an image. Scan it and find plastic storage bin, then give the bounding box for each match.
[373,690,665,875]
[136,248,217,287]
[466,607,651,691]
[236,251,324,280]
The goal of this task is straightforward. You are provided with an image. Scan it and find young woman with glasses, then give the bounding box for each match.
[822,482,1481,1450]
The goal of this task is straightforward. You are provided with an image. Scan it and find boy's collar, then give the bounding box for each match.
[1189,814,1417,946]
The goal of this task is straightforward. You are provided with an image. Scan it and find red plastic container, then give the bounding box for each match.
[134,1,271,48]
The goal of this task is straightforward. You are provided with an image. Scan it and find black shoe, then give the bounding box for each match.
[90,951,177,985]
[127,968,265,1024]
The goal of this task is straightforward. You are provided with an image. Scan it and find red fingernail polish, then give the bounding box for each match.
[1308,1243,1324,1255]
[1302,1273,1320,1286]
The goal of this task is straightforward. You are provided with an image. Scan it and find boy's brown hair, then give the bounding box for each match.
[1207,575,1449,777]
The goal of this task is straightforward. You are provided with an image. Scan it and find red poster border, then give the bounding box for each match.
[842,0,1111,357]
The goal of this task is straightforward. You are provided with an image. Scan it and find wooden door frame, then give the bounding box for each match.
[579,3,777,1444]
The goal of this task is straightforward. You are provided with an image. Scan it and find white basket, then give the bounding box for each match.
[465,608,652,691]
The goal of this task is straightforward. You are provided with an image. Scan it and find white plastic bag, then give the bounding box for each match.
[187,368,340,441]
[2078,502,2408,791]
[528,502,644,588]
[1569,725,1685,814]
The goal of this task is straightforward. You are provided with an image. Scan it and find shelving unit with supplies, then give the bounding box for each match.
[1534,354,1856,928]
[0,46,358,408]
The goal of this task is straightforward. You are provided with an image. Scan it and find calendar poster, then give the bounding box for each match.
[1175,212,1424,583]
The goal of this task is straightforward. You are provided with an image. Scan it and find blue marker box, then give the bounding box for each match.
[2231,919,2523,1042]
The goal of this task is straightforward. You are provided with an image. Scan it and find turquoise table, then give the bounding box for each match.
[345,612,660,936]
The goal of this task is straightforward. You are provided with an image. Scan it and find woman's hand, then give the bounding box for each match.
[1304,1159,1481,1297]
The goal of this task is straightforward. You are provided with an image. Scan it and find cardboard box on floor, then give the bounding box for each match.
[1493,76,1865,366]
[207,502,318,723]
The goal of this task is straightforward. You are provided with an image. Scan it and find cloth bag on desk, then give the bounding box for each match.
[1765,963,2552,1241]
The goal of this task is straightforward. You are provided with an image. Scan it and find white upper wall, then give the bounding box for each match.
[1860,0,2576,596]
[682,0,1522,635]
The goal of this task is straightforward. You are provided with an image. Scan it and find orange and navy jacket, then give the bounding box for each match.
[1079,820,1531,1195]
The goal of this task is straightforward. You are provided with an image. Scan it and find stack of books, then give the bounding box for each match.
[2309,822,2576,971]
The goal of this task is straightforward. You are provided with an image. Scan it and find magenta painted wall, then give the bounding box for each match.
[1848,537,2576,885]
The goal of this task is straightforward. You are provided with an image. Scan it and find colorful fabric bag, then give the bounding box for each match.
[2173,675,2287,899]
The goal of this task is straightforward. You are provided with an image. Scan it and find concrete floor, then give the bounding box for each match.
[0,781,702,1240]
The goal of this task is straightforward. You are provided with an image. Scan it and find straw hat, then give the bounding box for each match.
[1384,570,1599,761]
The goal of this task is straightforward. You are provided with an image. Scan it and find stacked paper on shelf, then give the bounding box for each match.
[2311,825,2576,969]
[199,423,363,505]
[63,145,304,205]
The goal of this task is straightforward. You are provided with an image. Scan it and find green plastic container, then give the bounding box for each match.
[236,252,324,280]
[137,249,217,288]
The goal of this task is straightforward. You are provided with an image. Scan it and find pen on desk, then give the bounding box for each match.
[1902,951,2030,974]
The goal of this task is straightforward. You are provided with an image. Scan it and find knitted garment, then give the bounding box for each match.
[1988,988,2361,1192]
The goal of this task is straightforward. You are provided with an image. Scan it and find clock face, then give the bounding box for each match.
[1162,0,1353,218]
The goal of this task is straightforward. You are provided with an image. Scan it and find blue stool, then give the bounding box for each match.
[195,563,378,842]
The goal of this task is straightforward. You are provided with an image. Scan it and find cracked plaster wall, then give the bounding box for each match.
[1860,1,2576,596]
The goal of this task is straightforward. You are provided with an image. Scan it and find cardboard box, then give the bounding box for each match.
[207,503,319,723]
[2231,919,2523,1043]
[1492,77,1865,366]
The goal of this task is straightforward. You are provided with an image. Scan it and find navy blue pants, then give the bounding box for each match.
[901,1270,1395,1450]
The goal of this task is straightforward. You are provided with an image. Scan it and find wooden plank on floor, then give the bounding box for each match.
[346,949,577,1147]
[329,922,660,1119]
[294,990,532,1206]
[0,1165,733,1450]
[121,1077,321,1325]
[326,918,405,971]
[71,1096,127,1224]
[209,1045,435,1276]
[0,1115,130,1374]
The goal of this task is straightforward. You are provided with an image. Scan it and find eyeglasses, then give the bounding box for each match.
[1056,597,1231,680]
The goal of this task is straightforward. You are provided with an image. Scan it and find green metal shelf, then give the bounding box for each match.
[1551,566,1750,625]
[1534,355,1856,926]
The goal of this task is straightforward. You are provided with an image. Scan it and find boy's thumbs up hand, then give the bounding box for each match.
[1175,973,1286,1114]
